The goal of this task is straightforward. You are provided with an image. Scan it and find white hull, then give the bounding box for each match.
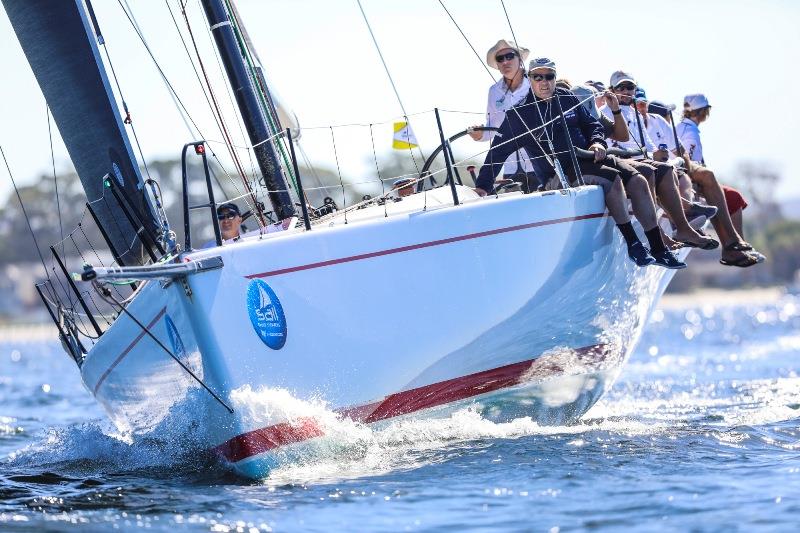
[79,186,681,478]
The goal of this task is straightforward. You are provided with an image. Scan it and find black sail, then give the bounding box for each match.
[3,0,159,265]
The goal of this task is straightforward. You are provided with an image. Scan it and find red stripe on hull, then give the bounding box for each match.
[246,213,605,279]
[215,344,610,463]
[93,307,167,394]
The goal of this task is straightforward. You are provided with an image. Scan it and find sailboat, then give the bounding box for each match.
[4,0,687,479]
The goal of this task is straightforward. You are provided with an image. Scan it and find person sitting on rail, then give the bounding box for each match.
[638,96,718,227]
[598,72,718,251]
[473,57,684,269]
[467,39,538,192]
[648,99,744,229]
[677,94,766,266]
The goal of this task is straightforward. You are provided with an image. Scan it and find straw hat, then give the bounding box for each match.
[486,39,529,69]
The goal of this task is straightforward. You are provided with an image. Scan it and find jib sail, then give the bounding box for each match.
[3,0,159,265]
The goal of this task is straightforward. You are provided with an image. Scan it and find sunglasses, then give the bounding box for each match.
[614,82,636,91]
[495,51,518,63]
[217,212,238,221]
[530,72,556,82]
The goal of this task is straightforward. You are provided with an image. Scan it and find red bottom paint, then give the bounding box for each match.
[214,344,610,463]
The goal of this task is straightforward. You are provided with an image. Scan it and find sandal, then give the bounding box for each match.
[727,241,753,252]
[678,236,720,250]
[719,253,759,268]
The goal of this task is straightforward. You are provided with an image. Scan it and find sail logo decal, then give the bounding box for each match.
[165,314,186,359]
[111,161,124,186]
[246,280,287,350]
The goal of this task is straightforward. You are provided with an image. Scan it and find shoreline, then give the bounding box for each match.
[2,287,791,336]
[659,286,788,309]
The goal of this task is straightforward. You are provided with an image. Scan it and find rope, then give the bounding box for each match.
[222,0,299,194]
[176,0,262,226]
[117,0,244,206]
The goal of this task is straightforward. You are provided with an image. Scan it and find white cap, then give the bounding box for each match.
[684,93,711,111]
[609,70,636,88]
[528,57,556,72]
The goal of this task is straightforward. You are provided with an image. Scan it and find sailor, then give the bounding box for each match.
[646,99,712,226]
[677,94,766,267]
[217,202,243,242]
[474,57,685,268]
[648,100,743,227]
[600,73,717,250]
[201,202,244,249]
[468,39,538,192]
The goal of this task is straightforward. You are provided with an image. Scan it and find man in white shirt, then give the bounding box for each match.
[677,94,708,164]
[469,39,537,192]
[675,94,764,267]
[599,72,716,250]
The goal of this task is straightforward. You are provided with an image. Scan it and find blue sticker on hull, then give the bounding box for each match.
[165,314,186,359]
[247,279,287,350]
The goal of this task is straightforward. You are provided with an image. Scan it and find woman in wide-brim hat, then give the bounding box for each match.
[469,39,538,193]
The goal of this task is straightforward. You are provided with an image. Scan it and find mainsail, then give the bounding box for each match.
[3,0,159,265]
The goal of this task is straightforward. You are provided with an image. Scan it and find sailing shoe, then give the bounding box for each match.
[688,215,707,230]
[628,241,656,267]
[686,202,718,221]
[652,249,687,269]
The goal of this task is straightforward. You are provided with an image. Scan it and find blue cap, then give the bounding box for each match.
[216,202,240,216]
[635,87,648,101]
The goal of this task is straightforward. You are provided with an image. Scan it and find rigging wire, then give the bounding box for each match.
[437,0,496,82]
[46,105,66,259]
[355,0,409,118]
[87,0,158,201]
[93,281,234,414]
[355,0,428,168]
[368,124,389,218]
[1,145,50,279]
[162,0,242,201]
[114,0,243,205]
[222,0,300,196]
[499,0,520,53]
[177,0,264,225]
[195,0,259,188]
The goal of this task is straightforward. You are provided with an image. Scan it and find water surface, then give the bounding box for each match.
[1,293,799,531]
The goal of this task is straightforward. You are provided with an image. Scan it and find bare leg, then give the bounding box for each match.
[691,168,741,242]
[605,177,630,224]
[583,174,630,224]
[656,169,713,246]
[626,174,657,230]
[690,168,755,263]
[678,172,694,209]
[731,208,743,236]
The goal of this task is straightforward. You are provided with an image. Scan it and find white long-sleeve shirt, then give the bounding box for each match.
[478,76,533,174]
[645,113,675,151]
[599,104,656,153]
[676,117,704,163]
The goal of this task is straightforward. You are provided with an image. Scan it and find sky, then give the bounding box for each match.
[2,0,800,206]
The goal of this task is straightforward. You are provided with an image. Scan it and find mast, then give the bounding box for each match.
[199,0,296,221]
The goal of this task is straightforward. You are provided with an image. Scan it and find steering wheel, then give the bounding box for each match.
[416,126,500,193]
